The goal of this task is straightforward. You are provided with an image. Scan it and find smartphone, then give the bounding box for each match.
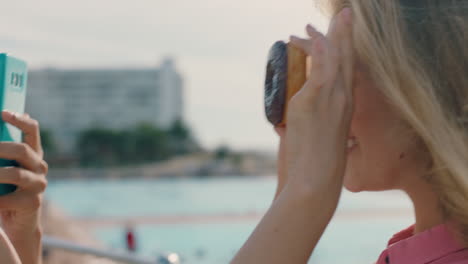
[0,54,28,195]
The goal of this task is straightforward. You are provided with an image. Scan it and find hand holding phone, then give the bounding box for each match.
[0,54,28,195]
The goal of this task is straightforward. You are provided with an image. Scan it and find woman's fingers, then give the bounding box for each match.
[287,7,354,128]
[326,15,340,49]
[306,24,322,42]
[0,142,47,174]
[323,14,347,104]
[0,167,46,193]
[291,24,324,58]
[0,167,47,212]
[0,167,46,212]
[2,111,43,158]
[290,32,327,102]
[303,26,328,82]
[289,35,314,55]
[0,191,43,211]
[339,8,354,117]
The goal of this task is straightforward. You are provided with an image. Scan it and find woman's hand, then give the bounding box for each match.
[274,8,354,200]
[0,110,48,264]
[231,8,353,264]
[285,8,354,196]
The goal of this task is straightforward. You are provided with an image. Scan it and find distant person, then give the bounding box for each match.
[232,1,468,264]
[0,111,48,264]
[125,223,137,253]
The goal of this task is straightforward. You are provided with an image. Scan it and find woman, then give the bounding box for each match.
[232,0,468,263]
[0,110,48,264]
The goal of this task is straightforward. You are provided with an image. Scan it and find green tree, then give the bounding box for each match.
[115,130,137,163]
[40,129,56,155]
[167,119,201,155]
[168,119,190,140]
[133,123,170,162]
[76,121,201,167]
[214,145,231,161]
[76,128,120,166]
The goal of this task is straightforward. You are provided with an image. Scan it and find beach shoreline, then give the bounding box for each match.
[47,152,276,180]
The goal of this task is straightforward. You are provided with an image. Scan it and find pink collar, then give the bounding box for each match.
[377,223,467,264]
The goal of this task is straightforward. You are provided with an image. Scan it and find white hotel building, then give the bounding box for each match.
[26,59,184,154]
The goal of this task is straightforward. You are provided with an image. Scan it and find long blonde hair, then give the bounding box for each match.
[322,0,468,244]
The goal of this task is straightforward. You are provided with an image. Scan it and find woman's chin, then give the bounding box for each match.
[343,172,366,193]
[344,177,393,193]
[343,183,364,193]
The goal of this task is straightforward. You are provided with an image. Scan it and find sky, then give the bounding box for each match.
[1,0,328,152]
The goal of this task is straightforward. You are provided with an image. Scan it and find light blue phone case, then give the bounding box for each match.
[0,54,28,195]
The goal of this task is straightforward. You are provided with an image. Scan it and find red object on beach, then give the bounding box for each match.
[126,229,136,252]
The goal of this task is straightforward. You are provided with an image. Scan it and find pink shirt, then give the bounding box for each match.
[376,223,468,264]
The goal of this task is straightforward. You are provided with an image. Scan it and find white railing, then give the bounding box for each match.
[43,236,181,264]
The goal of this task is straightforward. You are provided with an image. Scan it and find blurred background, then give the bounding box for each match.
[2,0,414,263]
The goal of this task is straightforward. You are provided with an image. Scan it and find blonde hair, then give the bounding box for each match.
[322,0,468,244]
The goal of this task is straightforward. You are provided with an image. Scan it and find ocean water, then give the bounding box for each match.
[46,176,414,264]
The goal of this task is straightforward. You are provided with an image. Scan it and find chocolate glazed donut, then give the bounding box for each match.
[264,41,307,126]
